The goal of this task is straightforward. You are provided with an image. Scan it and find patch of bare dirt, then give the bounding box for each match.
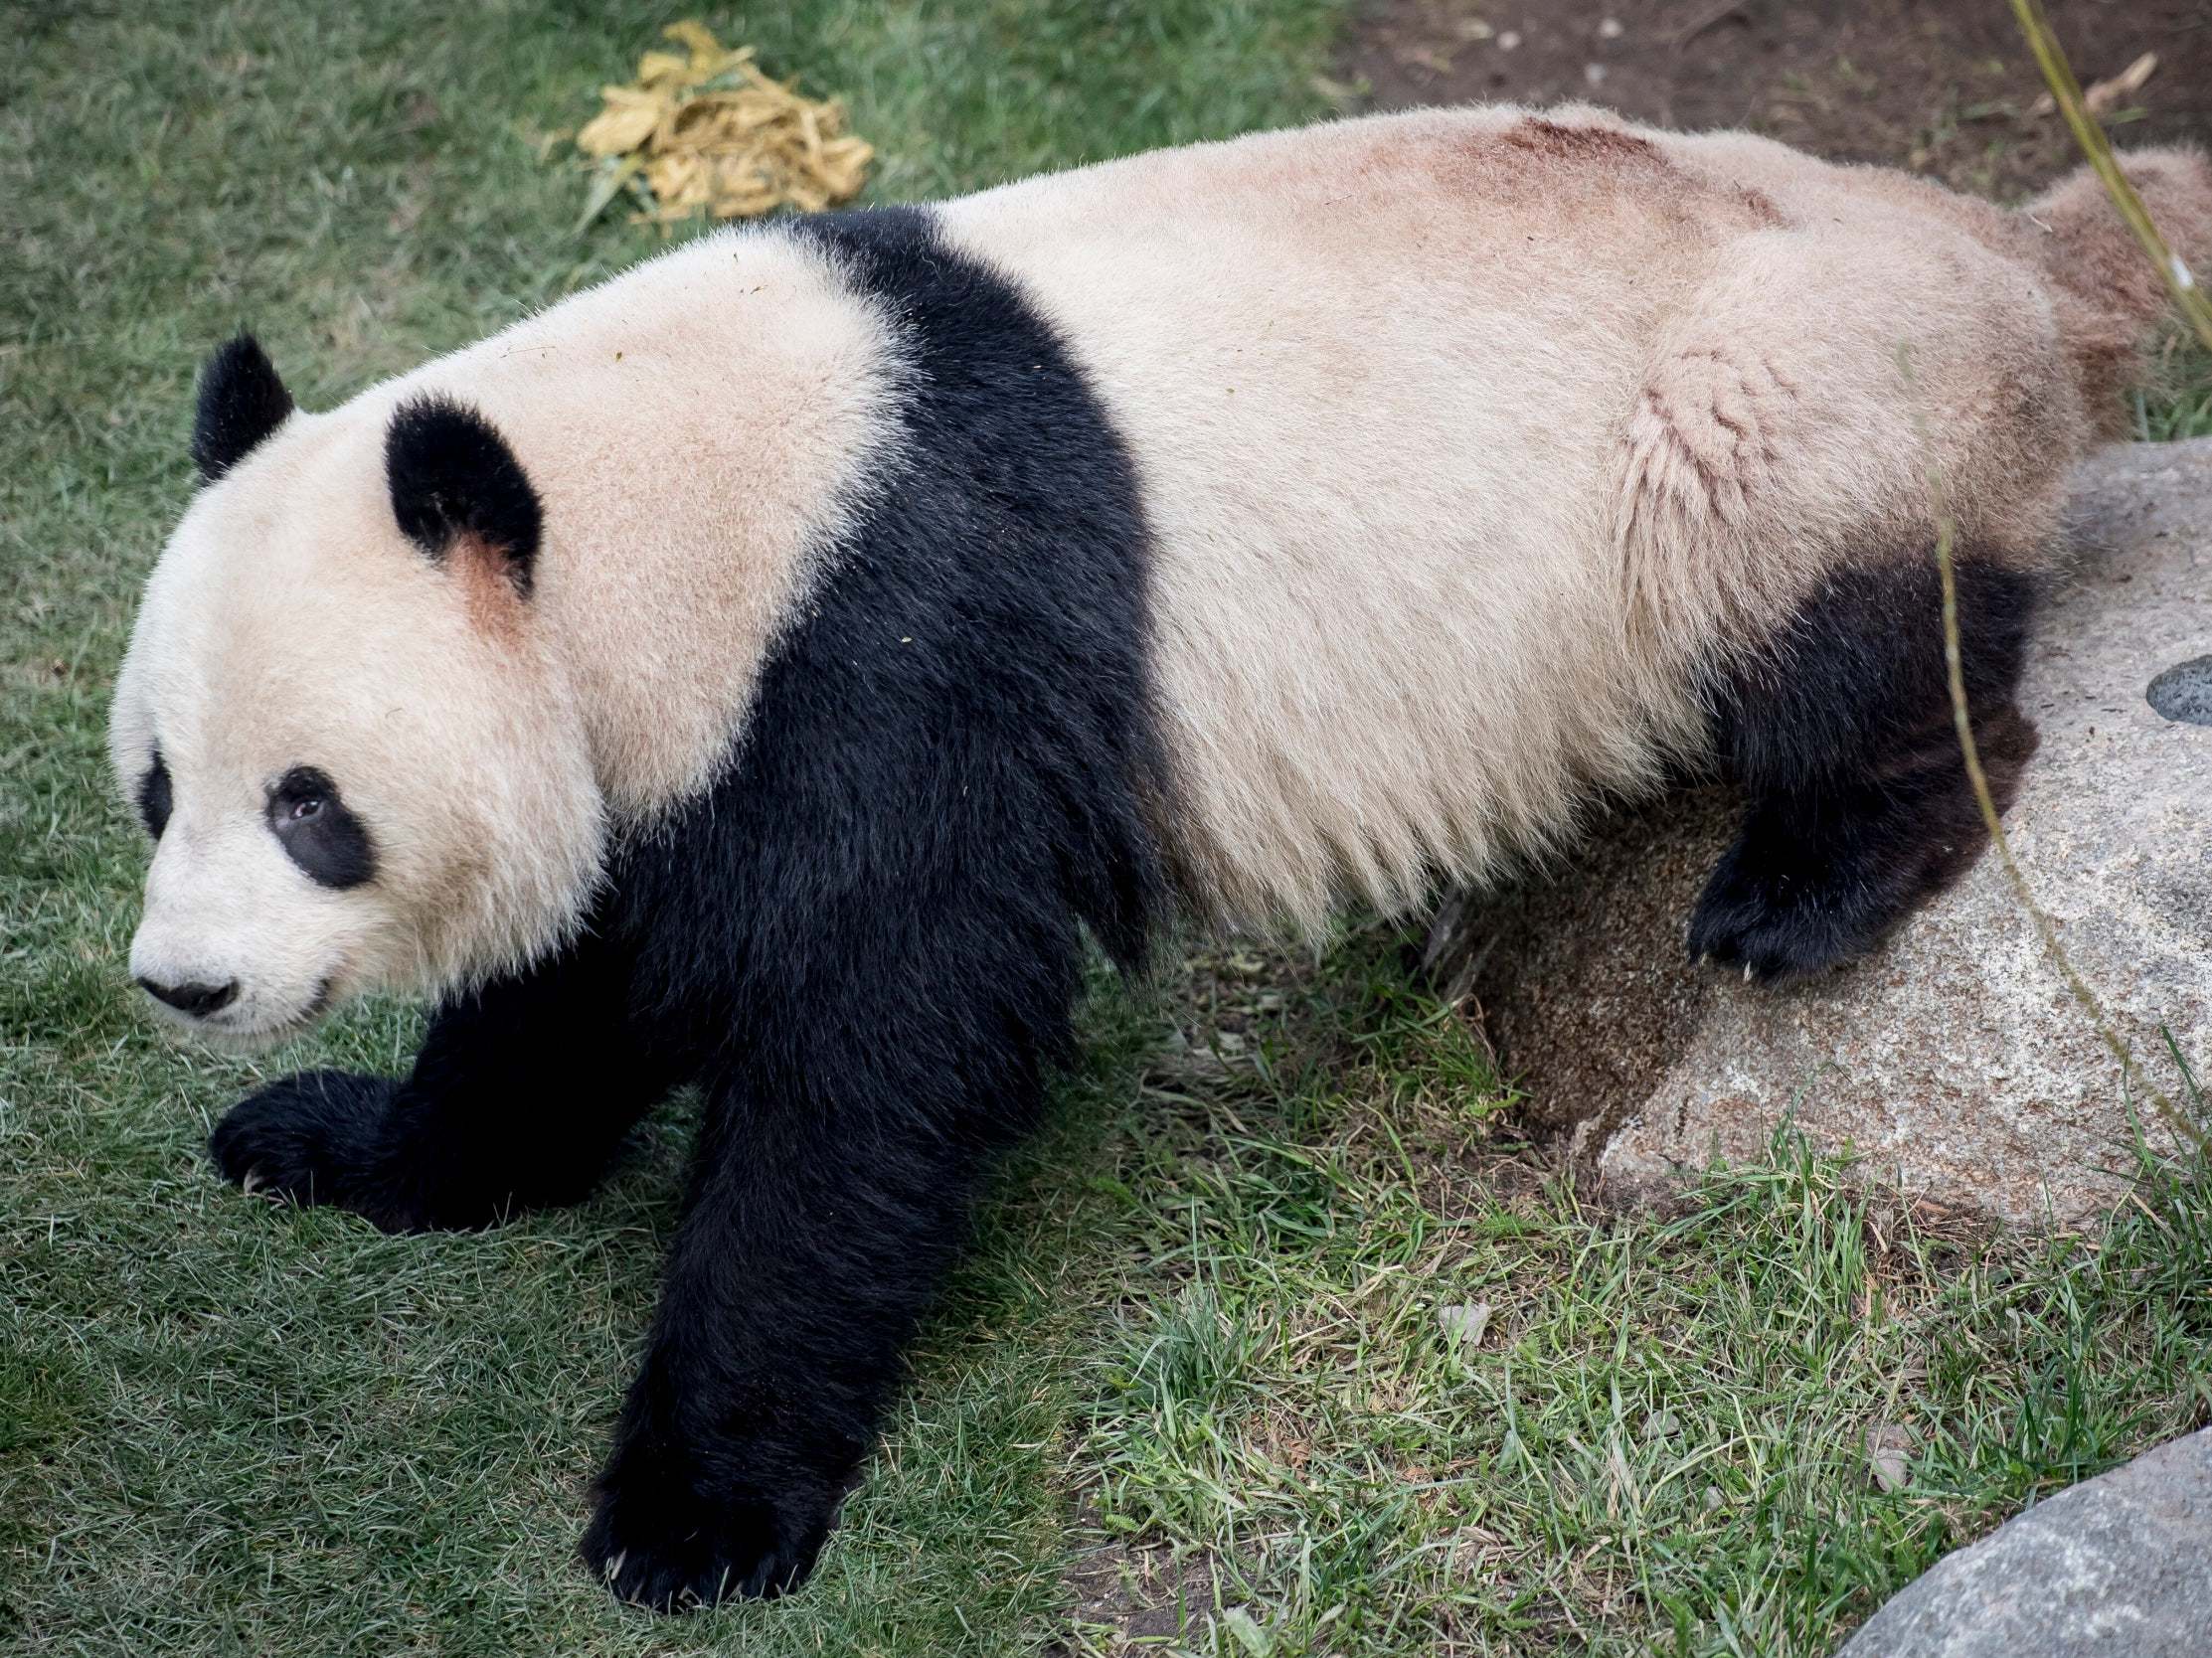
[1057,1517,1220,1651]
[1343,0,2212,199]
[1422,788,1732,1141]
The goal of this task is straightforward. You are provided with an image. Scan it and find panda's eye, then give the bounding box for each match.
[137,750,174,840]
[266,766,376,890]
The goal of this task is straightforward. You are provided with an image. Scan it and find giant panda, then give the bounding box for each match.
[110,105,2211,1607]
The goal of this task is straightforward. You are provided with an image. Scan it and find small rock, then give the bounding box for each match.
[1600,17,1625,39]
[1839,1426,2212,1656]
[1497,30,1521,52]
[1642,1409,1681,1440]
[2147,653,2212,725]
[1867,1422,1916,1493]
[1437,1301,1491,1344]
[1585,63,1609,86]
[1445,1523,1500,1575]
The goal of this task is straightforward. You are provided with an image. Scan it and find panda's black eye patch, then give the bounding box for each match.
[266,765,376,890]
[137,751,174,840]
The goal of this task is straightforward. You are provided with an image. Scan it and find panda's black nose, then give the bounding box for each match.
[137,976,239,1017]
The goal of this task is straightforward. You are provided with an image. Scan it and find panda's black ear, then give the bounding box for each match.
[384,395,543,599]
[192,334,293,482]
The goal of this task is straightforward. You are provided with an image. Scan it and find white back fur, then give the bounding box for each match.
[941,105,2204,927]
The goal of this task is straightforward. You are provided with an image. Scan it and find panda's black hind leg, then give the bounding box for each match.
[1688,554,2043,983]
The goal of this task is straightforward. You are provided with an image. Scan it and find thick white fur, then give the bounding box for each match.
[116,106,2210,1029]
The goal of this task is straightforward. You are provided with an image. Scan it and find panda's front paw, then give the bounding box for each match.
[582,1442,834,1610]
[209,1070,423,1231]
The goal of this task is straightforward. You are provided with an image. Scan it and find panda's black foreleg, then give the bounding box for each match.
[209,931,674,1231]
[577,999,1042,1609]
[574,786,1102,1611]
[1687,554,2042,981]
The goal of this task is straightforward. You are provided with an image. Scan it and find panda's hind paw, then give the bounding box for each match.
[1685,878,1870,984]
[1685,779,1945,983]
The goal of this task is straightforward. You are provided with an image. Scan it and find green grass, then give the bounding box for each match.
[5,4,2211,1655]
[1058,936,2212,1657]
[2135,338,2212,440]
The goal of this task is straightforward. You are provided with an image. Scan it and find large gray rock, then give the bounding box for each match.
[1426,438,2212,1228]
[1836,1426,2212,1656]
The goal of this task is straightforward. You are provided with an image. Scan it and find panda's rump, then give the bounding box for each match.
[1612,218,2083,668]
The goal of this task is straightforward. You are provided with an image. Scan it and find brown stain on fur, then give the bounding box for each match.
[1731,185,1786,229]
[1474,115,1786,235]
[1503,116,1663,165]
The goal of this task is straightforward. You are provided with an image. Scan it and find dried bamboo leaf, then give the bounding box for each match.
[565,20,871,226]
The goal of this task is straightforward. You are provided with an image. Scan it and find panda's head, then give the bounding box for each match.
[108,336,605,1047]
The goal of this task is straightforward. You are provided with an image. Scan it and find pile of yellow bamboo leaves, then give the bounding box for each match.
[572,21,873,229]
